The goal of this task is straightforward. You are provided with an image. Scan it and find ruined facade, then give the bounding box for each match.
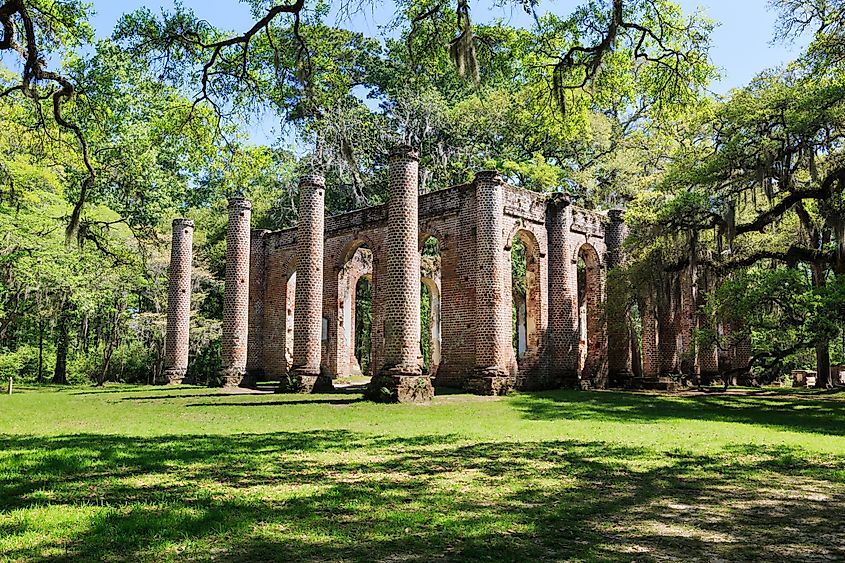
[162,147,747,400]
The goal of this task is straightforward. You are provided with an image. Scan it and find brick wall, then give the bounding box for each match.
[247,229,268,380]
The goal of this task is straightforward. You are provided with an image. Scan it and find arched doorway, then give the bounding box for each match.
[354,274,373,375]
[337,242,373,378]
[285,270,296,372]
[577,243,602,382]
[511,230,541,366]
[420,235,442,376]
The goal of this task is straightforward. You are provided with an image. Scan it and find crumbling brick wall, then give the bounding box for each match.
[169,151,652,391]
[240,175,625,392]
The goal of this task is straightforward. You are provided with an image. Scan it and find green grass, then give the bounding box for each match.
[2,384,845,562]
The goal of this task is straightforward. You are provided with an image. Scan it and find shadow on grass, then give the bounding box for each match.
[1,430,844,561]
[185,397,365,407]
[510,389,845,436]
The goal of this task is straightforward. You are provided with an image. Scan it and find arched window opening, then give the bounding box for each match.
[512,237,528,360]
[577,255,587,373]
[577,244,601,379]
[338,243,373,378]
[420,235,441,375]
[354,274,373,375]
[511,230,540,365]
[285,270,296,370]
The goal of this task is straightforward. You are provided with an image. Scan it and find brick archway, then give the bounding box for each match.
[336,241,374,377]
[576,242,607,386]
[509,228,542,367]
[420,233,442,376]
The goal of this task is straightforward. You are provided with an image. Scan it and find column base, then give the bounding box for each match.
[217,366,246,389]
[366,368,433,403]
[609,369,636,388]
[158,367,187,385]
[276,369,334,394]
[464,366,513,396]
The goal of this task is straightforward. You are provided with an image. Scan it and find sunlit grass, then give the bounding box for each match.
[2,384,844,561]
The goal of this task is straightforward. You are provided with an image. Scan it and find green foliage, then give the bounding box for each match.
[354,278,373,374]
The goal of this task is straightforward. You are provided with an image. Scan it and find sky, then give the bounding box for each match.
[85,0,809,144]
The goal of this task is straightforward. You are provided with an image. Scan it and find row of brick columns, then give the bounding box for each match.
[639,270,753,383]
[161,150,635,395]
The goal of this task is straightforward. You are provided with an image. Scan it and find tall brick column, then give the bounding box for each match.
[279,175,333,393]
[220,197,251,388]
[547,193,579,388]
[678,266,699,382]
[162,218,194,384]
[367,146,433,403]
[606,208,634,385]
[466,170,513,395]
[641,295,660,379]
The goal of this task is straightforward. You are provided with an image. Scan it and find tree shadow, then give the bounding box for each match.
[185,397,365,407]
[510,389,845,436]
[1,430,844,561]
[69,385,210,395]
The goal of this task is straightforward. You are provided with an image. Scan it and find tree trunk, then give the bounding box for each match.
[97,303,121,386]
[52,303,70,384]
[816,341,832,389]
[37,319,44,383]
[811,263,833,388]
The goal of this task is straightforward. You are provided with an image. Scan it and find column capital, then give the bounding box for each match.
[228,197,252,211]
[548,191,571,208]
[608,208,625,223]
[299,174,326,189]
[172,218,195,229]
[474,170,503,185]
[389,144,419,161]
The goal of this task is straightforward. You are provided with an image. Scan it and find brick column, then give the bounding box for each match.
[734,335,753,376]
[279,175,333,393]
[220,197,251,388]
[547,193,579,388]
[678,266,699,382]
[162,218,194,384]
[696,273,720,383]
[641,295,660,378]
[658,275,680,373]
[466,170,513,395]
[606,208,634,385]
[367,146,433,403]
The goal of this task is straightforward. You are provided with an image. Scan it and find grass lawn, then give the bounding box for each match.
[2,384,845,562]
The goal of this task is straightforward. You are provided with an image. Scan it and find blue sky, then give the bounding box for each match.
[86,0,807,144]
[91,0,806,91]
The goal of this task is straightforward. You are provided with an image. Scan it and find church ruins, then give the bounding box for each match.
[162,146,751,401]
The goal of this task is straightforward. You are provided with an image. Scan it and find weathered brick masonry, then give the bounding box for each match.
[162,218,194,384]
[243,166,621,396]
[166,151,750,394]
[279,175,334,393]
[220,197,251,387]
